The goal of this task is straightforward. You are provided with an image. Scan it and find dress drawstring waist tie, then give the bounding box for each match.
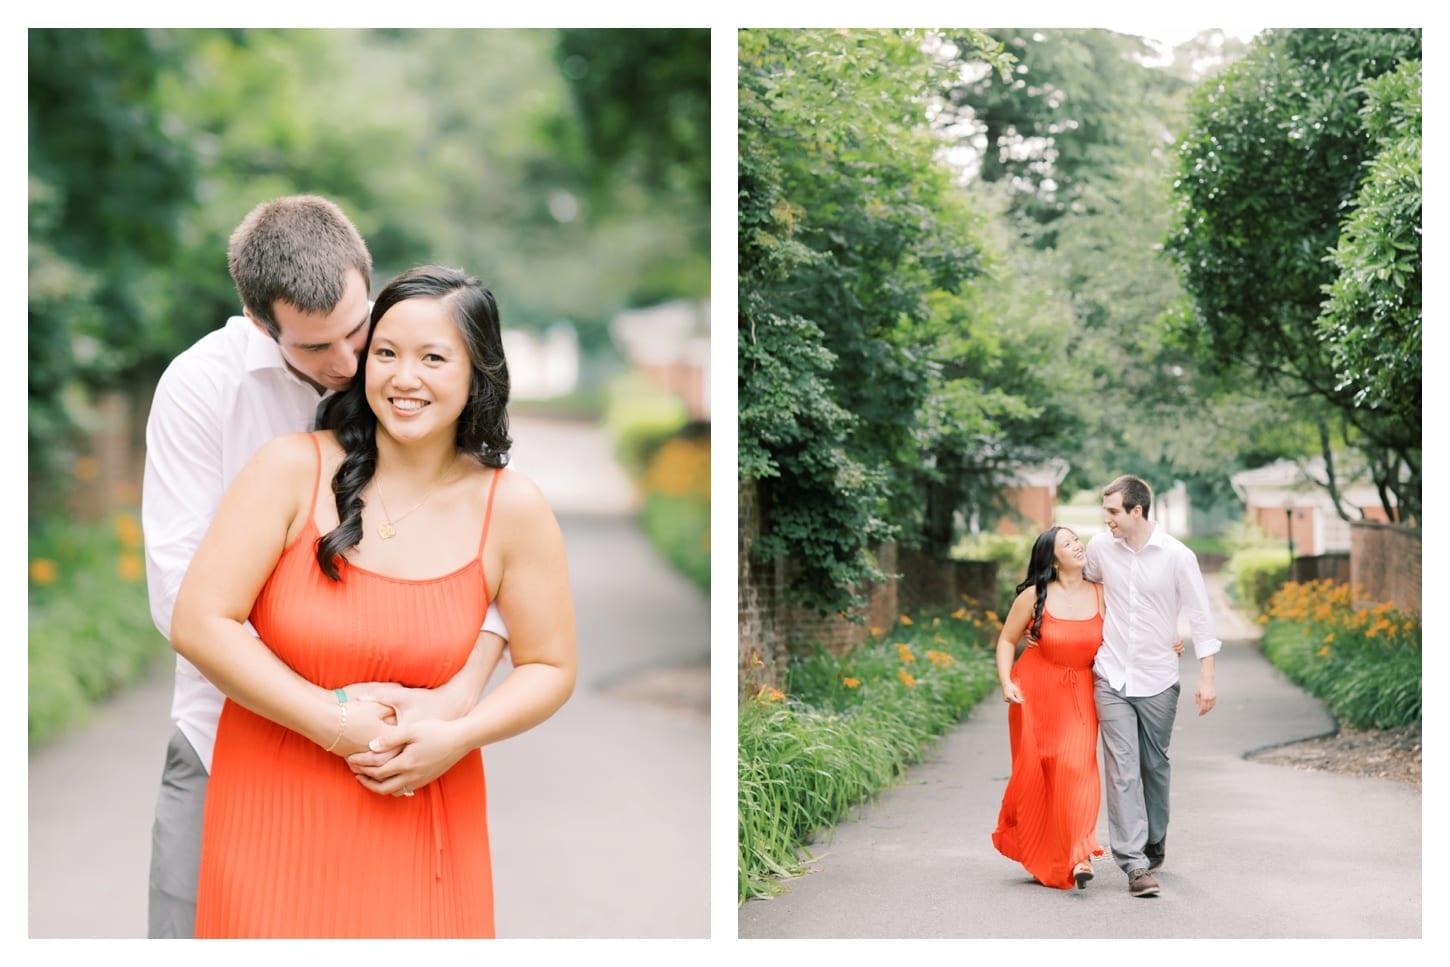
[1059,667,1087,724]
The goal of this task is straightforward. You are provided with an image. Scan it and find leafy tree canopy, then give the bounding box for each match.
[1166,28,1421,522]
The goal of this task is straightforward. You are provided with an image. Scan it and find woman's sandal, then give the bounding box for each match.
[1073,859,1094,890]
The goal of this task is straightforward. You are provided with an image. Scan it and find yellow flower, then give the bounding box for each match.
[925,650,955,666]
[1257,614,1271,625]
[30,558,58,585]
[1323,634,1334,643]
[113,512,144,549]
[951,607,968,620]
[842,677,861,689]
[985,611,999,624]
[1316,645,1331,659]
[898,669,916,688]
[117,552,145,582]
[765,687,786,703]
[899,615,914,626]
[751,653,765,668]
[869,626,882,637]
[895,643,915,663]
[644,437,710,497]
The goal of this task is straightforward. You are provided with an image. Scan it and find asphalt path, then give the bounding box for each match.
[739,575,1429,941]
[26,417,710,940]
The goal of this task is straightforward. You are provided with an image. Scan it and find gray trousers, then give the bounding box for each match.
[1094,676,1179,874]
[147,728,208,938]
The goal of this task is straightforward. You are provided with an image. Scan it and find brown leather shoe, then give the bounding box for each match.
[1128,868,1160,897]
[1073,860,1094,890]
[1145,839,1165,873]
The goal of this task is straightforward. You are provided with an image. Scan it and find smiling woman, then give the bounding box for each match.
[170,264,577,937]
[991,525,1106,890]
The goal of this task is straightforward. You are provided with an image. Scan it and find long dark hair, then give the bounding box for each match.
[313,265,512,580]
[1014,525,1071,641]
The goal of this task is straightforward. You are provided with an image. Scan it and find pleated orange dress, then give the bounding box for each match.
[991,595,1105,890]
[195,434,500,937]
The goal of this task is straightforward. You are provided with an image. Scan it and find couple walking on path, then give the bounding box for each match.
[739,479,1423,940]
[992,474,1216,898]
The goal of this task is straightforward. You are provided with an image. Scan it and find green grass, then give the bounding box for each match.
[28,509,170,747]
[738,612,998,903]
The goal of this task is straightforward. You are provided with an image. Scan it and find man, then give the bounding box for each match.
[143,195,507,937]
[1083,474,1219,898]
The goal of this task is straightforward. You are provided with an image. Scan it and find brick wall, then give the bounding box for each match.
[1291,553,1351,585]
[737,478,788,686]
[896,548,997,614]
[1350,522,1421,613]
[739,480,997,689]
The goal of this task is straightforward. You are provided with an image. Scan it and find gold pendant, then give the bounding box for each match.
[379,522,397,540]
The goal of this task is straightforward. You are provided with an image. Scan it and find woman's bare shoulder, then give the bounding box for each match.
[247,431,320,477]
[485,464,550,510]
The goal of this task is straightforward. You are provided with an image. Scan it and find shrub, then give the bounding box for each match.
[1226,546,1291,614]
[1259,580,1420,729]
[738,609,998,903]
[951,531,1035,615]
[638,428,709,593]
[29,509,168,746]
[603,371,689,477]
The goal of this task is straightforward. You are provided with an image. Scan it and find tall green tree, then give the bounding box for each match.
[939,29,1187,240]
[939,28,1280,509]
[1166,28,1421,523]
[29,29,197,497]
[739,28,1020,613]
[1317,60,1421,435]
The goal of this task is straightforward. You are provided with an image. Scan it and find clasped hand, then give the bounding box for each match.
[337,681,471,798]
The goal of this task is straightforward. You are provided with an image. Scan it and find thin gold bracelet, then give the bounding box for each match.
[323,688,348,752]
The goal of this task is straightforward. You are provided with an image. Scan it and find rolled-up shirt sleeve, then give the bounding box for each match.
[1175,549,1222,660]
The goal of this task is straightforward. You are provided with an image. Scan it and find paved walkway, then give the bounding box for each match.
[739,574,1427,939]
[27,416,710,939]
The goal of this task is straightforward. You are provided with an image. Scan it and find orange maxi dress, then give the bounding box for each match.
[195,435,499,937]
[991,604,1105,889]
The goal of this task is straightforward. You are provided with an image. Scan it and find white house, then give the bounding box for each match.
[1230,457,1395,556]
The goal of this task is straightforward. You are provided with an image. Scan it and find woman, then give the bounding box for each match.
[171,265,576,937]
[990,525,1104,891]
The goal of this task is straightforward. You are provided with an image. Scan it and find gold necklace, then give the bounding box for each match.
[372,464,453,540]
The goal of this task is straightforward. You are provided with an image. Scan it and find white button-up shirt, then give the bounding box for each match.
[1084,523,1221,697]
[142,315,507,771]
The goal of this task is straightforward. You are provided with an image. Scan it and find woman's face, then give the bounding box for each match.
[365,296,473,445]
[1053,528,1086,570]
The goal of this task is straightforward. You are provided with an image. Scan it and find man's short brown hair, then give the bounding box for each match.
[227,195,372,338]
[1104,474,1153,517]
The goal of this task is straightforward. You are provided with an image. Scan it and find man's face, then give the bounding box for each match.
[252,268,371,393]
[1102,491,1141,540]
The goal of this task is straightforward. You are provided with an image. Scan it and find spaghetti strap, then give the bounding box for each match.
[307,432,325,519]
[476,468,503,558]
